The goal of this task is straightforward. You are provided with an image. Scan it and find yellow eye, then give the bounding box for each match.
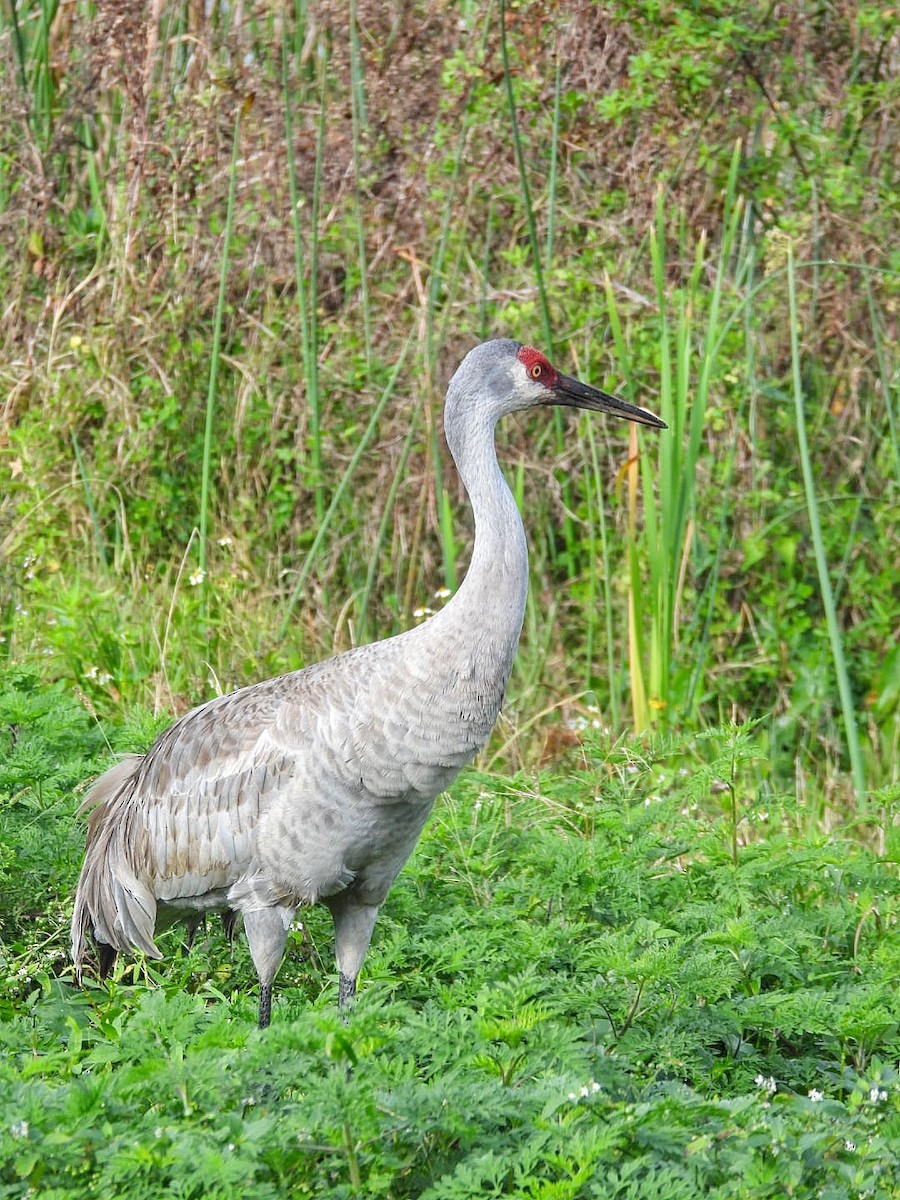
[531,363,543,379]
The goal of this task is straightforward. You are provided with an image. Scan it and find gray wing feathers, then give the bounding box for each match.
[71,686,298,970]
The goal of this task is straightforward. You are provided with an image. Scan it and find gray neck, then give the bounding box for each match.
[438,403,529,673]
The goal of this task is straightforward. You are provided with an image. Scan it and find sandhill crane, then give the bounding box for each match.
[71,339,666,1027]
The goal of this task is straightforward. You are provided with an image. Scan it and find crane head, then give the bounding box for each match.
[514,345,667,429]
[444,340,666,444]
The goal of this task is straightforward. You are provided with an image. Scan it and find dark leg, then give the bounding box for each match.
[243,907,291,1031]
[222,909,240,947]
[98,943,118,978]
[258,982,273,1029]
[338,971,357,1009]
[326,893,380,1012]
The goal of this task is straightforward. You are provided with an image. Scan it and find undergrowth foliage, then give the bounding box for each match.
[1,677,899,1197]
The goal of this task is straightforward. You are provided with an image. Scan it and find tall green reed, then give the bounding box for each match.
[198,101,243,596]
[71,432,108,574]
[5,0,56,148]
[283,26,326,523]
[348,0,373,375]
[278,333,416,641]
[786,247,867,804]
[605,143,744,731]
[499,0,579,578]
[419,3,495,593]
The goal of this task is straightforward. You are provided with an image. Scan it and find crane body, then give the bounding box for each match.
[72,339,665,1026]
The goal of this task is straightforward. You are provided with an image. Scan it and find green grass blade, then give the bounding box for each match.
[499,0,552,354]
[787,245,867,805]
[71,432,108,573]
[864,273,900,481]
[283,25,325,522]
[348,0,372,373]
[356,402,424,644]
[544,51,562,272]
[583,419,621,729]
[199,101,243,587]
[278,332,416,639]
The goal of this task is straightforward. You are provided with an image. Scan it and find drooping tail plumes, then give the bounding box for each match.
[71,754,162,979]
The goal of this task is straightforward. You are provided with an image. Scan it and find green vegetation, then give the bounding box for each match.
[0,1,898,1195]
[2,672,899,1197]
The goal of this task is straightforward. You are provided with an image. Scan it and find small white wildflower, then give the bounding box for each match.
[626,765,638,775]
[227,1143,235,1151]
[679,768,689,777]
[567,1091,577,1101]
[15,605,27,615]
[579,1085,590,1098]
[85,665,99,680]
[879,1089,888,1101]
[97,671,112,685]
[241,1096,256,1106]
[755,1074,777,1095]
[845,1140,856,1153]
[434,587,452,600]
[808,1089,824,1102]
[412,606,433,620]
[42,647,54,656]
[591,1081,601,1093]
[189,569,205,587]
[9,1120,28,1139]
[154,1127,163,1138]
[217,536,233,547]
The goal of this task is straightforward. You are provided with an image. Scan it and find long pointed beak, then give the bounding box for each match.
[553,372,667,430]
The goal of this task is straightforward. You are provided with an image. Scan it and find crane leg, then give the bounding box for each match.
[244,907,292,1029]
[98,943,118,978]
[326,892,380,1010]
[338,971,356,1008]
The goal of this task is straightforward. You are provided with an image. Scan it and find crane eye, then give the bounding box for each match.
[531,363,543,379]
